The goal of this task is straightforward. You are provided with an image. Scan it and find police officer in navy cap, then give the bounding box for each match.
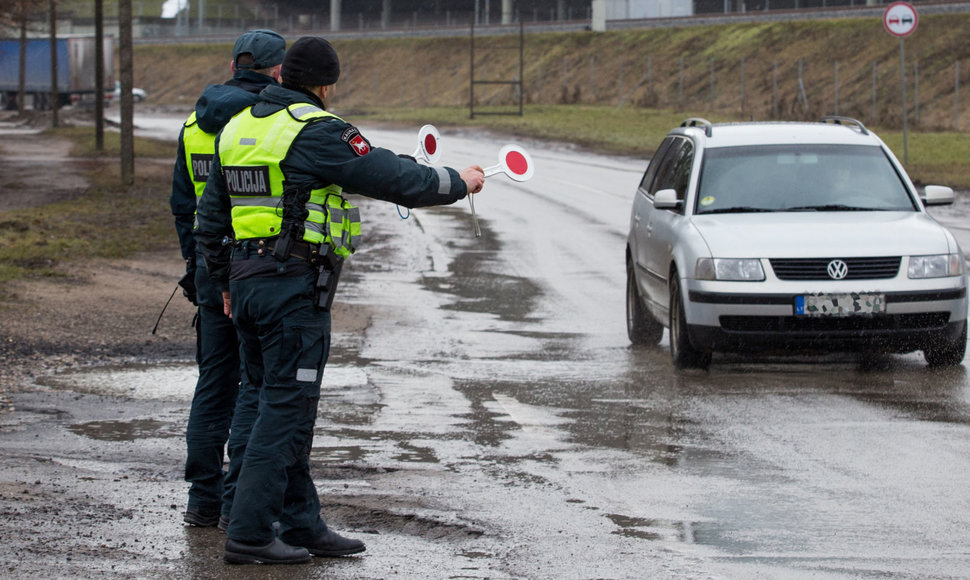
[170,28,285,530]
[195,36,484,564]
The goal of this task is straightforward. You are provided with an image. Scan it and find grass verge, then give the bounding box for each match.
[0,130,174,285]
[44,126,177,158]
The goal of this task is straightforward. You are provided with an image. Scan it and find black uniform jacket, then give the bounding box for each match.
[194,84,469,286]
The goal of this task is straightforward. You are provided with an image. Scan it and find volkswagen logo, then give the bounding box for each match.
[827,259,848,280]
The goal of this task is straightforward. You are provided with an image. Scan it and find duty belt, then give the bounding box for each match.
[251,238,321,264]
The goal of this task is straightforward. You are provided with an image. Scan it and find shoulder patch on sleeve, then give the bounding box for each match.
[341,126,371,156]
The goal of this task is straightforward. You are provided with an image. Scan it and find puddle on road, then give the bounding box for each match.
[38,363,197,402]
[37,362,369,403]
[606,513,701,543]
[392,442,438,463]
[314,445,372,463]
[68,418,182,441]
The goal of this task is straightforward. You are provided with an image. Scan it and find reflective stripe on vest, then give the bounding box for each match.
[182,111,216,201]
[218,103,361,257]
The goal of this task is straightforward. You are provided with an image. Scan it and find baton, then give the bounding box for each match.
[151,283,180,335]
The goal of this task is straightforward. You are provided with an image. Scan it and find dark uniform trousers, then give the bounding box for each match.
[185,256,241,515]
[225,244,331,546]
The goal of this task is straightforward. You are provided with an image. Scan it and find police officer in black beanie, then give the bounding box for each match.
[196,36,484,565]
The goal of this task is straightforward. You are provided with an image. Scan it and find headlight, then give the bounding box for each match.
[695,258,765,281]
[908,254,966,279]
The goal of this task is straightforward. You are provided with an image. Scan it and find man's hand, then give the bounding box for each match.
[178,270,197,306]
[222,291,231,318]
[460,165,485,194]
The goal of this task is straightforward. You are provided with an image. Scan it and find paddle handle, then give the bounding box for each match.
[468,194,481,238]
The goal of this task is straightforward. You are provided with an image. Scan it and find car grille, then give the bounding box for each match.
[769,257,901,280]
[720,312,950,333]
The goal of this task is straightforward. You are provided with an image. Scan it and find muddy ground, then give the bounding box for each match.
[0,113,193,400]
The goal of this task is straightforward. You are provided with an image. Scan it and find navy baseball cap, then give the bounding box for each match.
[232,29,285,70]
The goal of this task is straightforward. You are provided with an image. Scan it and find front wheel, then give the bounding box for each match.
[669,274,711,370]
[627,259,663,345]
[923,320,967,367]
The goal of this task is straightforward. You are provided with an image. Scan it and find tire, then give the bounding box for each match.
[923,320,967,367]
[626,259,663,345]
[668,273,711,370]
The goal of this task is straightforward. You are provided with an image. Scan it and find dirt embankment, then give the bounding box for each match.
[135,13,970,130]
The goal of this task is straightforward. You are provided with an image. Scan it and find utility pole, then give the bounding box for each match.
[49,0,57,127]
[330,0,341,31]
[95,0,105,152]
[119,0,134,185]
[17,9,26,115]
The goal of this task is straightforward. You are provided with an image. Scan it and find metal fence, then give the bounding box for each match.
[328,46,967,131]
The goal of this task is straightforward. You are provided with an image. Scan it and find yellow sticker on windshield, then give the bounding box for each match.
[700,196,715,206]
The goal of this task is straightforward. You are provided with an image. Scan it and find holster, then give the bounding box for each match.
[314,245,344,311]
[275,183,309,262]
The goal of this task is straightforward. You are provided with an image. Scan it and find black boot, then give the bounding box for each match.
[183,508,220,527]
[298,529,366,557]
[224,538,312,565]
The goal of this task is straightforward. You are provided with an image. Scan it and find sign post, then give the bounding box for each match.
[883,1,918,164]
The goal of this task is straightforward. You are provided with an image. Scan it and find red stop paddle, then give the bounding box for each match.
[468,144,535,237]
[400,125,443,220]
[483,145,534,182]
[413,124,441,164]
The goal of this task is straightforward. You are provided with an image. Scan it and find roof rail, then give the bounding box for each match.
[681,117,713,137]
[819,115,869,135]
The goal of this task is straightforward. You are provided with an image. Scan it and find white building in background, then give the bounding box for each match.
[593,0,694,30]
[160,0,189,19]
[592,0,693,30]
[605,0,694,19]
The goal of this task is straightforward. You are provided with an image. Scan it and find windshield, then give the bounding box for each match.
[694,144,916,215]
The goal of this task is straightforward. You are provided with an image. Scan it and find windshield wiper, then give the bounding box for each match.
[701,206,777,214]
[785,204,875,212]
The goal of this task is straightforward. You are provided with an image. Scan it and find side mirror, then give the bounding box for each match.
[654,188,681,210]
[922,185,955,206]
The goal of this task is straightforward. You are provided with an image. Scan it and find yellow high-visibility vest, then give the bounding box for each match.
[182,111,217,200]
[218,103,361,258]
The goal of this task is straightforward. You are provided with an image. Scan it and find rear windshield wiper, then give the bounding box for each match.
[699,206,777,214]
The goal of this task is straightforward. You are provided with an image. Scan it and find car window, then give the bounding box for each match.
[694,144,916,214]
[638,137,674,194]
[652,138,694,205]
[647,138,681,195]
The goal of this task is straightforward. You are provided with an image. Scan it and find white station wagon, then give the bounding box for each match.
[625,117,968,369]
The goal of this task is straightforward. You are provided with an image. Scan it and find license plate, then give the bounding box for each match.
[795,293,886,316]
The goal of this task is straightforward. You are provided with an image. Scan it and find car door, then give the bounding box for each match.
[631,137,674,306]
[639,137,695,313]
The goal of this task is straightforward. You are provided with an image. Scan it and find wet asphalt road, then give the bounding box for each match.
[3,118,970,578]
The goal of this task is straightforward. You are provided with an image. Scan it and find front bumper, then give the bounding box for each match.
[683,280,968,354]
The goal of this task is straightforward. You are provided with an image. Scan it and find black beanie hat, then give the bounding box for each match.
[281,37,340,86]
